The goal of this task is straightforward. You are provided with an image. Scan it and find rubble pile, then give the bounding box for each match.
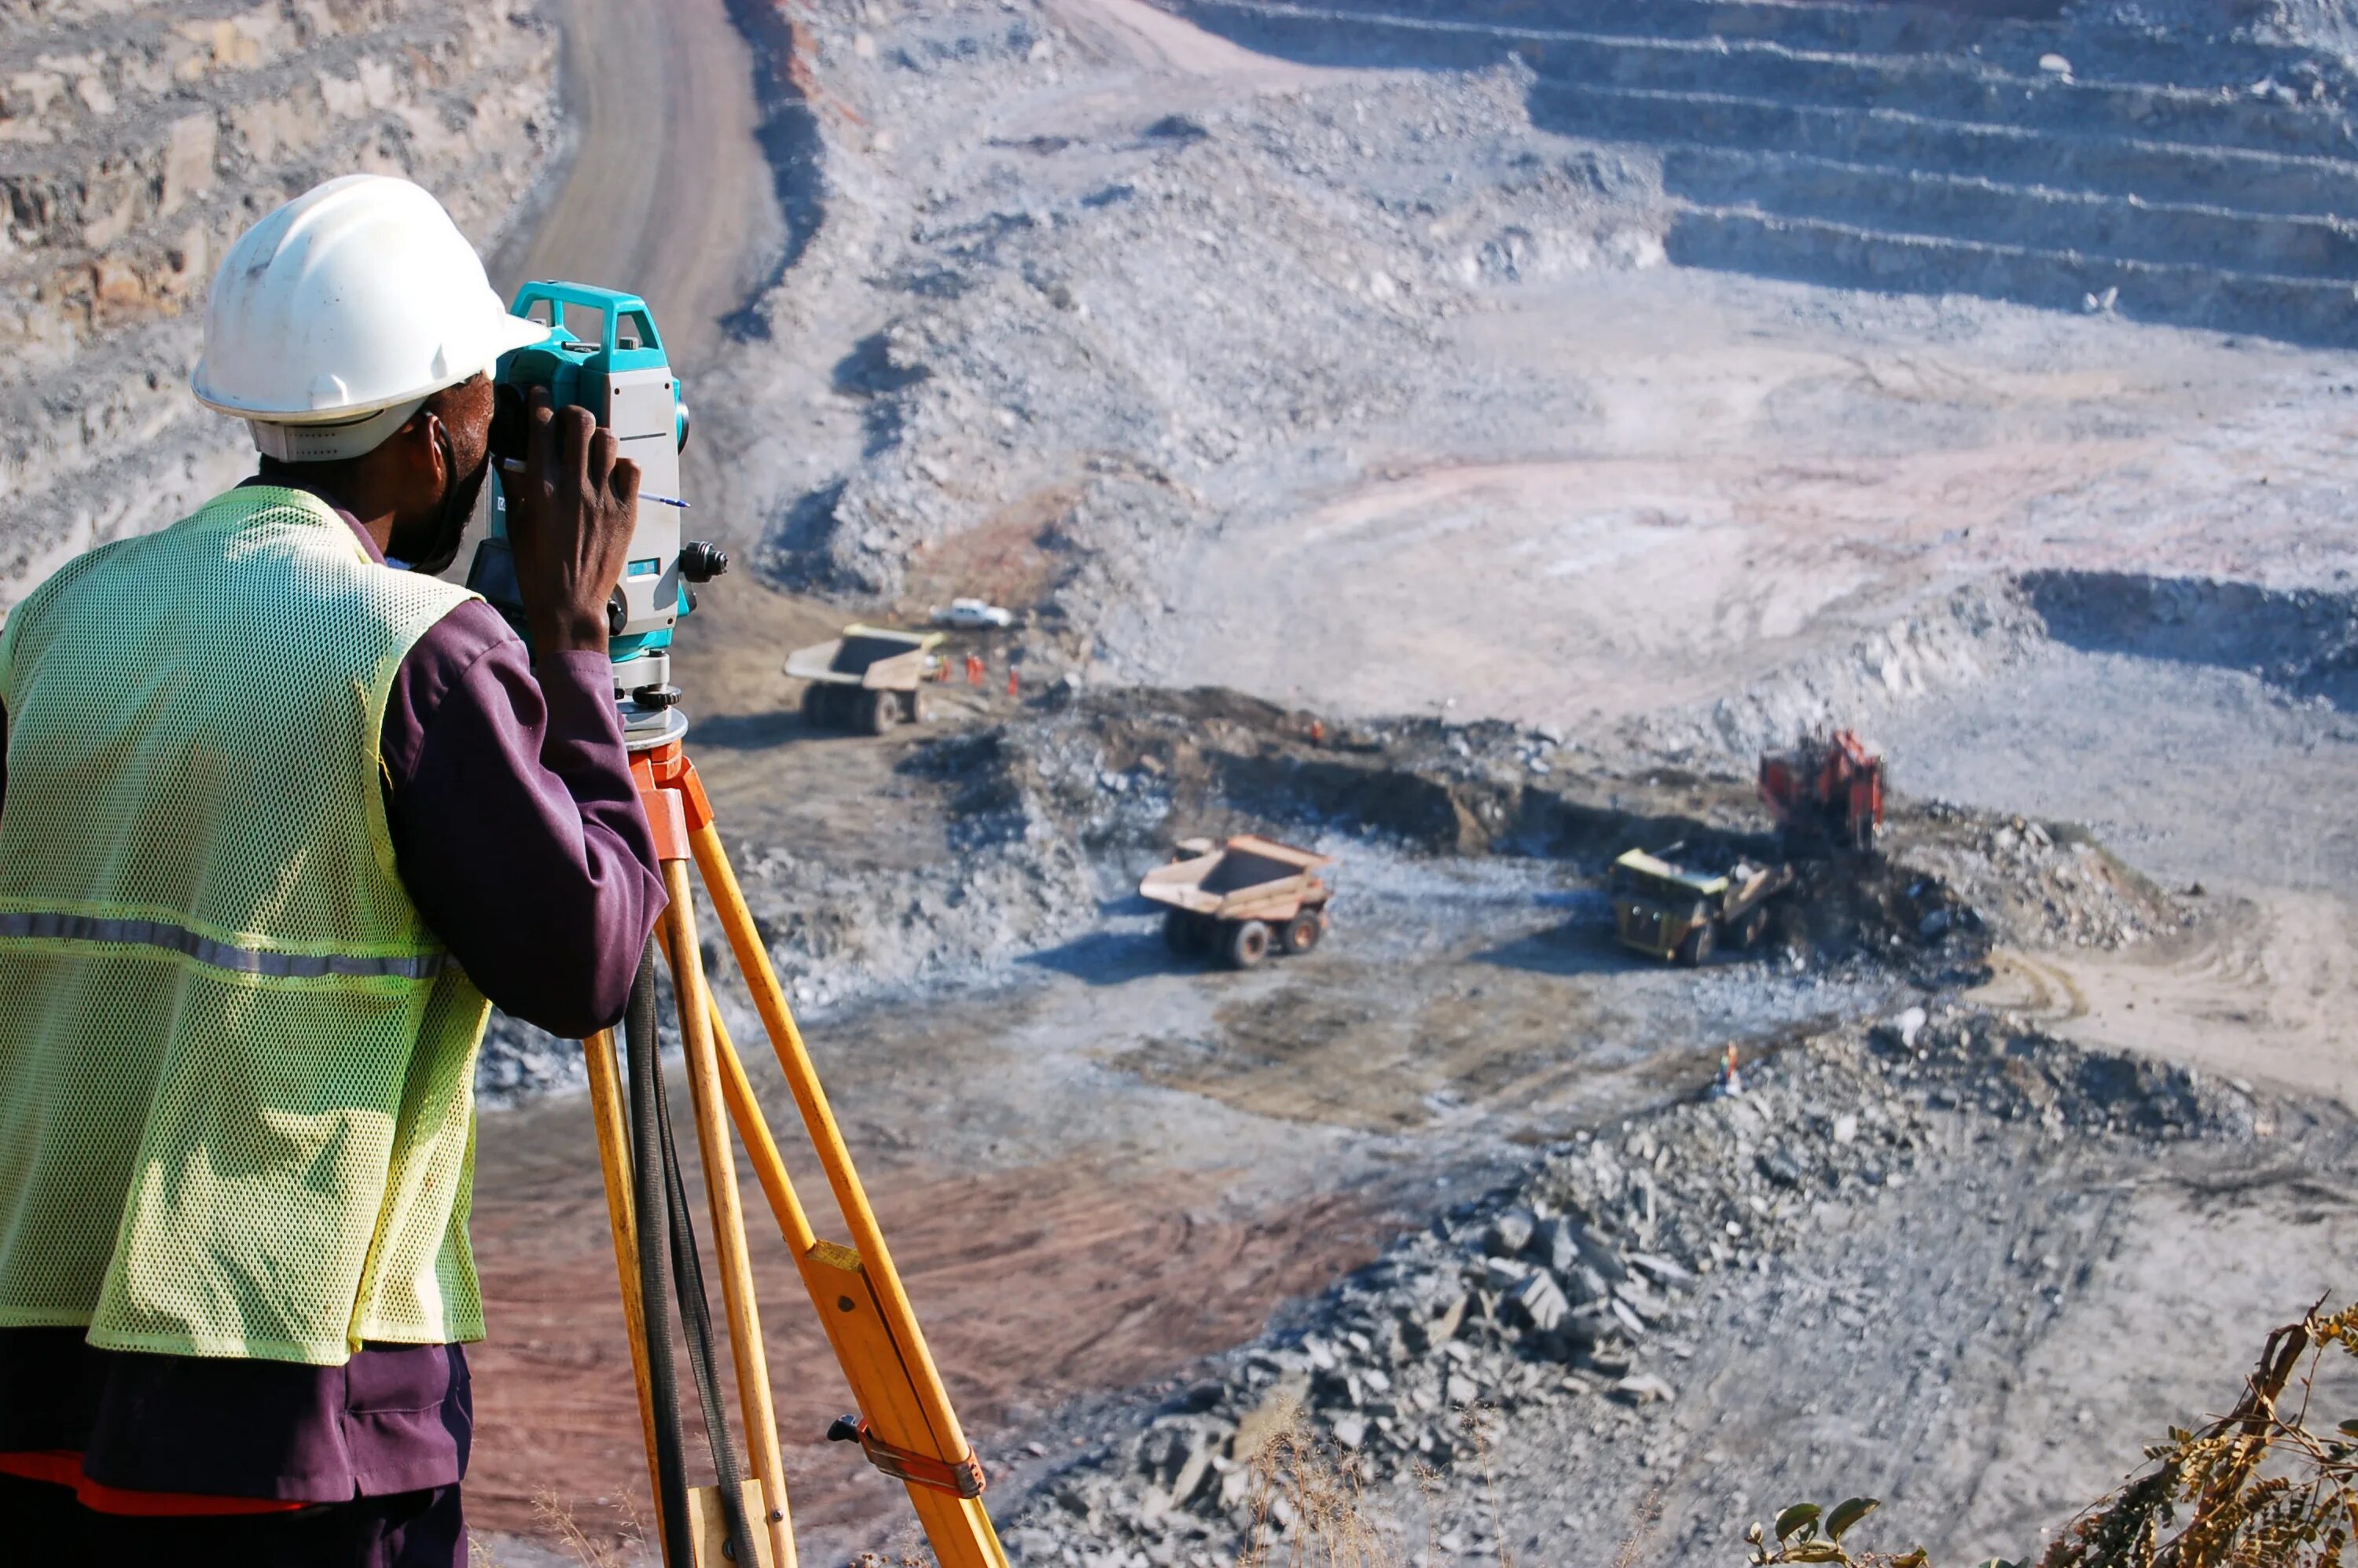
[1893,804,2186,952]
[1005,1007,2256,1566]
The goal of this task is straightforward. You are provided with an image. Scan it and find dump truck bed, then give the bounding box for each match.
[783,625,943,691]
[1139,835,1335,922]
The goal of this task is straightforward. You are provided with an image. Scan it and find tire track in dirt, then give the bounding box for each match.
[464,1094,1401,1545]
[1976,889,2358,1107]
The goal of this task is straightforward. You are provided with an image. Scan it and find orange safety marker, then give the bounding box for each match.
[964,654,983,688]
[1005,667,1019,699]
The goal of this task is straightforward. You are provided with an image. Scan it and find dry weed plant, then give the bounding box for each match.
[2041,1302,2358,1568]
[1747,1302,2358,1568]
[1615,1485,1667,1568]
[534,1487,645,1568]
[1235,1398,1414,1568]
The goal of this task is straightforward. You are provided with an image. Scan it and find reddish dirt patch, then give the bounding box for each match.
[465,1092,1393,1550]
[894,483,1080,618]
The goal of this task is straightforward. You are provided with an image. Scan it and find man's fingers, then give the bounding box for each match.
[587,427,620,500]
[525,387,556,487]
[559,405,594,500]
[610,455,643,509]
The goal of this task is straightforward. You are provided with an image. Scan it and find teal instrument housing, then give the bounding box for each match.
[470,281,696,680]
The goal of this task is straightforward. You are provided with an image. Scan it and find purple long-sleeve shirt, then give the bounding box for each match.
[0,488,667,1501]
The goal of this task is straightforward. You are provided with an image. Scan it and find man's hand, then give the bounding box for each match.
[505,385,641,657]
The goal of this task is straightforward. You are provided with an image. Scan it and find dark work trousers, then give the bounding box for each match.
[0,1472,465,1568]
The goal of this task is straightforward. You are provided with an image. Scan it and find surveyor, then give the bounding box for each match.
[0,174,667,1565]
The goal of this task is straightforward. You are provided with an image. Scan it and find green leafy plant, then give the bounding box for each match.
[1745,1494,1924,1566]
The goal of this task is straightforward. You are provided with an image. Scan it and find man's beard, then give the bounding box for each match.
[387,424,489,575]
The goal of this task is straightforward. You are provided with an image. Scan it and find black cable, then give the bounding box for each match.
[650,1026,758,1564]
[625,940,693,1566]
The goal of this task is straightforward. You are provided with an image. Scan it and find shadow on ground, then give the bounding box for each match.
[1020,930,1185,986]
[2021,570,2358,711]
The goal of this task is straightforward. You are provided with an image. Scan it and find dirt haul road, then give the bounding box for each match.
[1043,0,1320,77]
[492,0,779,370]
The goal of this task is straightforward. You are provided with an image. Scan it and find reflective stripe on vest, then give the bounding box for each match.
[0,913,450,980]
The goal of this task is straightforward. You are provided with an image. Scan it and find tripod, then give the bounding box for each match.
[578,735,1008,1568]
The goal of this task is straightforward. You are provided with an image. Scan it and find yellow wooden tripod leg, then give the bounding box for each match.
[708,1006,818,1257]
[688,820,1008,1568]
[658,865,799,1568]
[582,1027,669,1564]
[707,1003,1005,1563]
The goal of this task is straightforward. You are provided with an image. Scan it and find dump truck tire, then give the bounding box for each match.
[1677,923,1714,967]
[1735,907,1768,951]
[1223,920,1272,970]
[800,683,827,725]
[906,689,927,724]
[861,689,895,736]
[1281,913,1324,955]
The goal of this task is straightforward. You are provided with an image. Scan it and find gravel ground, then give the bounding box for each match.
[998,1004,2356,1568]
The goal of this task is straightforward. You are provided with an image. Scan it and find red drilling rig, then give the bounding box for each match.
[1758,729,1885,854]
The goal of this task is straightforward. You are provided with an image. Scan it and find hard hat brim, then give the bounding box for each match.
[192,308,554,424]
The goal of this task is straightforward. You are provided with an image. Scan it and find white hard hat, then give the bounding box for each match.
[191,174,549,462]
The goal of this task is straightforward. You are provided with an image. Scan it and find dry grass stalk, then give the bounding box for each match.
[533,1488,642,1568]
[1235,1395,1412,1568]
[1459,1401,1516,1568]
[1614,1485,1666,1568]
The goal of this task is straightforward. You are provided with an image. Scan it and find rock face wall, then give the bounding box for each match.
[0,2,562,604]
[1168,0,2358,345]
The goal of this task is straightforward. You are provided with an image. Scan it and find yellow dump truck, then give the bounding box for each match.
[1140,835,1335,970]
[1610,843,1792,965]
[785,625,944,735]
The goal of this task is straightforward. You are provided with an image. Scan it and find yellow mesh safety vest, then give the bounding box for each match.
[0,487,494,1364]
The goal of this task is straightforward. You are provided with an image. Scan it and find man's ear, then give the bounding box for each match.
[395,409,446,487]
